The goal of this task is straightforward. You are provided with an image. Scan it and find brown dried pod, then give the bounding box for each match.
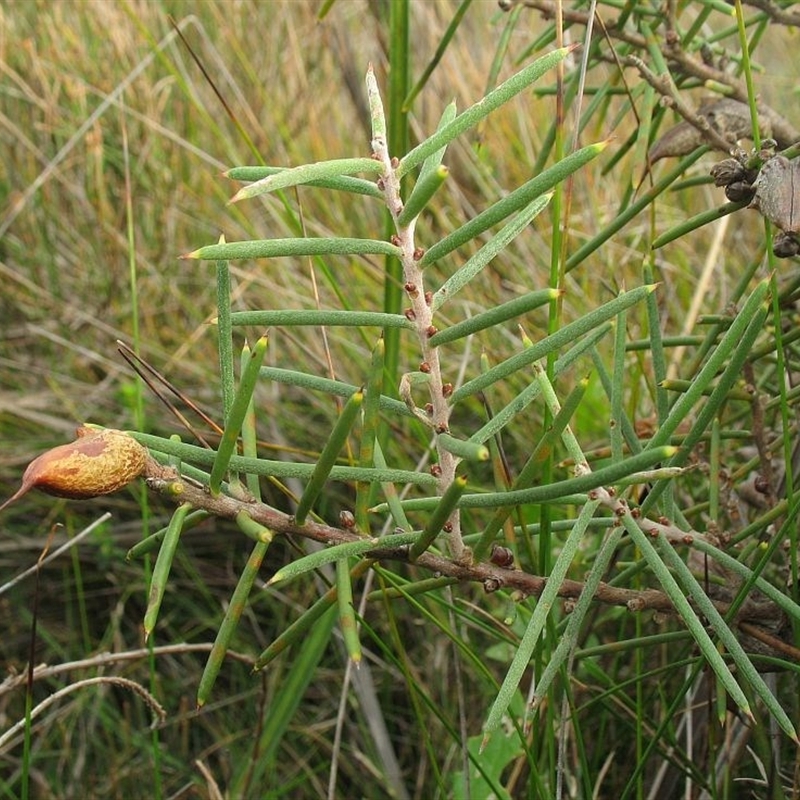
[750,155,800,257]
[710,157,747,187]
[648,98,796,163]
[724,180,757,203]
[0,427,148,512]
[750,155,800,233]
[774,232,800,258]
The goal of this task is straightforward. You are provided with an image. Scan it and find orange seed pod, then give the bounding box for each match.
[0,427,148,512]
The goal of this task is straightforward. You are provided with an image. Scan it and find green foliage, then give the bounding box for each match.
[3,2,800,799]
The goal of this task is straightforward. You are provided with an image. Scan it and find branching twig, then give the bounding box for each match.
[502,0,800,151]
[627,56,740,156]
[369,73,464,561]
[143,460,796,662]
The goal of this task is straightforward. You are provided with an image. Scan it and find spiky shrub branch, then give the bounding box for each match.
[111,50,800,748]
[6,12,800,793]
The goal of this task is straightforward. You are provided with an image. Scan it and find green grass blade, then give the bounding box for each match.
[238,606,339,792]
[482,498,602,748]
[611,306,627,462]
[401,0,473,111]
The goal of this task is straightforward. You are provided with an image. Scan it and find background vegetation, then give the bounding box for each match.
[1,1,800,798]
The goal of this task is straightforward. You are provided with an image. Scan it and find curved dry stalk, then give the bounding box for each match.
[0,676,166,753]
[0,642,255,699]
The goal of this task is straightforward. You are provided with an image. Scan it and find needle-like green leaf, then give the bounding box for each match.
[182,238,401,261]
[230,158,383,202]
[396,164,449,226]
[268,531,418,587]
[229,310,413,329]
[197,513,274,708]
[422,140,607,271]
[356,336,385,530]
[429,289,557,345]
[436,433,489,462]
[131,431,438,487]
[451,285,655,402]
[372,446,674,512]
[209,335,268,494]
[472,375,588,562]
[337,559,361,665]
[225,165,383,199]
[408,474,468,561]
[398,45,577,178]
[144,502,192,641]
[294,390,364,525]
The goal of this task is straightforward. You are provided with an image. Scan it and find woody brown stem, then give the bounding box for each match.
[142,461,796,664]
